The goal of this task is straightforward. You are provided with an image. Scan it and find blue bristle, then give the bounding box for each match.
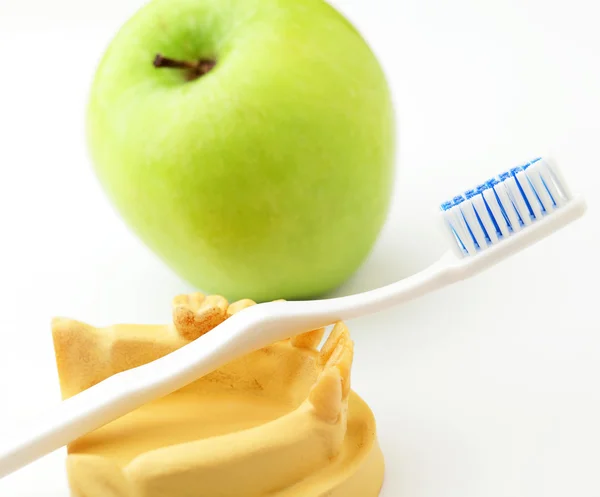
[487,177,513,231]
[461,210,480,249]
[525,175,546,213]
[441,198,467,254]
[498,172,510,182]
[477,184,502,237]
[472,205,491,243]
[524,158,548,211]
[465,185,492,242]
[452,227,468,254]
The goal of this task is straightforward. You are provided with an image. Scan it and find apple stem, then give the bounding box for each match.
[153,54,216,80]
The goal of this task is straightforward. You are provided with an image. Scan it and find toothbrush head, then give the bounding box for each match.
[440,157,586,258]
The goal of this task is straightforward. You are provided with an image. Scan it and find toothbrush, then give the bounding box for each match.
[0,156,586,478]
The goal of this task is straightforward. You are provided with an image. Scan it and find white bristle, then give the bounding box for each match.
[539,160,568,207]
[505,175,532,226]
[440,157,573,257]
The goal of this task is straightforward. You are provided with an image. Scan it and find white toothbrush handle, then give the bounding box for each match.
[0,195,586,478]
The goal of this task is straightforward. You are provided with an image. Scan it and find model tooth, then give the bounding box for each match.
[227,299,256,317]
[308,367,343,423]
[172,294,229,341]
[326,339,354,399]
[172,292,205,309]
[291,328,325,350]
[318,322,348,366]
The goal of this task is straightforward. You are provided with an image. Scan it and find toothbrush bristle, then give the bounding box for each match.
[440,157,572,257]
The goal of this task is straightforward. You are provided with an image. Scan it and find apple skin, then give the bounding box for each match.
[87,0,395,302]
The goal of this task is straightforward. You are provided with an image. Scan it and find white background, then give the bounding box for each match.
[0,0,599,495]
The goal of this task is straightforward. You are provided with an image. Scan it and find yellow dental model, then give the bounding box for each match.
[51,294,385,497]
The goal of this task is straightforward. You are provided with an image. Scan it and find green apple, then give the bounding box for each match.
[87,0,395,302]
